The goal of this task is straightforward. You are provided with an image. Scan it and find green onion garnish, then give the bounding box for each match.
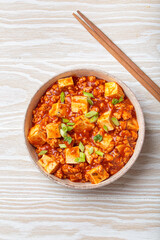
[67,122,75,126]
[87,97,93,105]
[79,142,84,152]
[67,126,73,131]
[64,136,72,144]
[74,158,85,163]
[61,123,68,132]
[111,117,120,126]
[85,111,98,118]
[59,144,67,149]
[112,96,124,105]
[90,115,98,123]
[74,151,85,163]
[60,91,65,103]
[95,151,104,157]
[83,91,94,98]
[80,152,85,159]
[118,96,124,103]
[38,150,48,155]
[62,118,69,123]
[103,125,108,132]
[112,98,119,105]
[93,134,103,142]
[60,129,67,138]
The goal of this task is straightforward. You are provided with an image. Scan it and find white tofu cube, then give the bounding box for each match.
[85,145,98,164]
[73,116,94,132]
[46,123,61,139]
[65,146,80,164]
[96,134,114,152]
[28,124,46,146]
[58,77,74,88]
[38,154,59,174]
[49,103,68,117]
[105,82,124,98]
[97,111,114,131]
[71,96,88,114]
[87,165,109,184]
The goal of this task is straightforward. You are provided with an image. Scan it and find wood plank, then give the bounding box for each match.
[0,199,159,240]
[0,0,160,239]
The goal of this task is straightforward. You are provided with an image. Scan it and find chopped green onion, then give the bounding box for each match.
[103,125,108,132]
[61,123,68,132]
[59,144,67,149]
[83,91,94,98]
[80,152,85,159]
[67,122,75,126]
[111,117,120,126]
[79,142,84,152]
[112,98,119,105]
[93,134,103,142]
[67,126,73,131]
[88,147,94,155]
[85,111,98,118]
[74,157,85,163]
[112,96,124,105]
[60,129,67,138]
[90,115,98,123]
[95,151,104,157]
[38,150,48,156]
[118,96,124,103]
[87,97,93,105]
[60,91,65,103]
[64,136,72,144]
[62,118,69,123]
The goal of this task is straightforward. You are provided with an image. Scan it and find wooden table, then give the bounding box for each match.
[0,1,160,239]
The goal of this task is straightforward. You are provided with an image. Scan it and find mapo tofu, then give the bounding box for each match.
[28,76,139,184]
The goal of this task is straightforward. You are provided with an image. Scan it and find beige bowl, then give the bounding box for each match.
[24,69,145,189]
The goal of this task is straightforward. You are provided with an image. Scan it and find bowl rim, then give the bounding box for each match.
[24,68,145,190]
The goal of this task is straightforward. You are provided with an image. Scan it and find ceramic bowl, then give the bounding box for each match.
[24,69,145,189]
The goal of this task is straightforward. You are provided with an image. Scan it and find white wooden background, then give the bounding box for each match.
[0,0,160,239]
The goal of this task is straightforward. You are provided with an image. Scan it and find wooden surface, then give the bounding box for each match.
[0,0,160,239]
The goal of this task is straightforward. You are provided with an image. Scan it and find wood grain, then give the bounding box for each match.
[0,0,160,239]
[0,199,160,240]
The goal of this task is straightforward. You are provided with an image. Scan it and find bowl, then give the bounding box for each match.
[24,68,145,189]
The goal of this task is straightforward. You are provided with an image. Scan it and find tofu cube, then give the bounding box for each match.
[28,124,46,146]
[127,118,139,131]
[97,134,114,152]
[116,144,126,154]
[65,146,80,164]
[46,123,61,139]
[122,105,133,120]
[87,165,109,184]
[97,111,114,131]
[38,154,50,168]
[58,77,74,88]
[105,82,124,98]
[71,96,88,114]
[49,103,68,117]
[73,116,94,132]
[85,145,98,164]
[38,154,59,174]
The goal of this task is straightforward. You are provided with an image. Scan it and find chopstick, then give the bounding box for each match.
[73,11,160,102]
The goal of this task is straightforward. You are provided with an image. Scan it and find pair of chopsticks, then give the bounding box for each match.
[73,11,160,102]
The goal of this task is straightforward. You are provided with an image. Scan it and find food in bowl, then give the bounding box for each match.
[28,75,139,184]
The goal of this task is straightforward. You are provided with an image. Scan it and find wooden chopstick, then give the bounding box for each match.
[73,11,160,102]
[77,10,160,96]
